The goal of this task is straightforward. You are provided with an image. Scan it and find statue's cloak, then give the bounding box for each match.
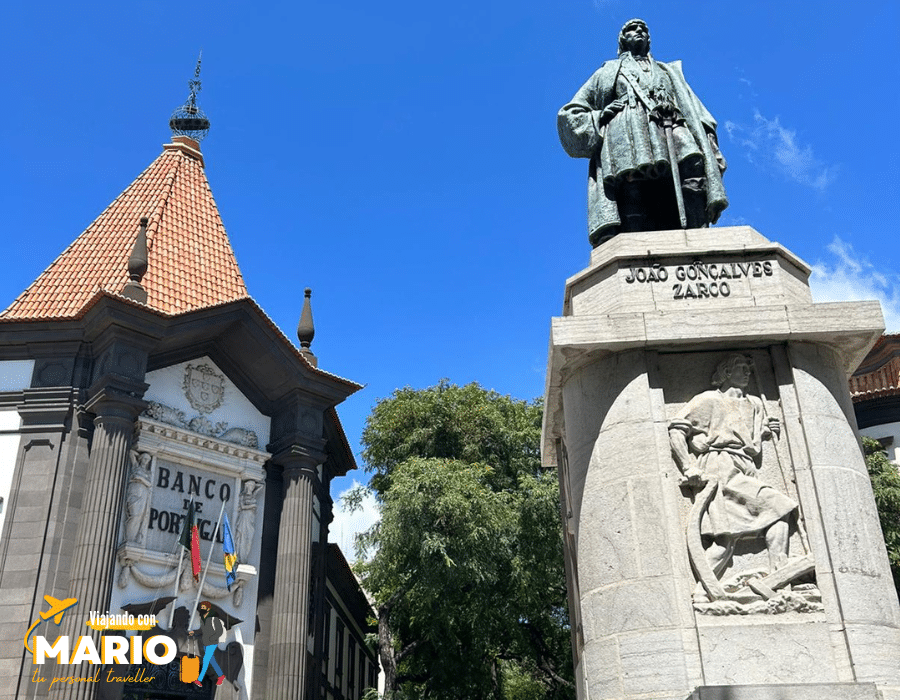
[559,57,728,239]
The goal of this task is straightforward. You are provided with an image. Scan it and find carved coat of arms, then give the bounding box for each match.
[183,363,225,414]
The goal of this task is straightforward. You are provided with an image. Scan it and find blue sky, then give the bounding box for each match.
[3,2,899,553]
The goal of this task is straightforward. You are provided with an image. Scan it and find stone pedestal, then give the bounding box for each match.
[543,227,900,700]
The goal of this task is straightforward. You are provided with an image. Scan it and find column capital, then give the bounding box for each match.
[85,373,148,422]
[270,438,327,477]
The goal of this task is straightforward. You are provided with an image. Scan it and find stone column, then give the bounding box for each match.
[308,479,333,700]
[266,444,325,699]
[2,387,81,700]
[50,375,147,700]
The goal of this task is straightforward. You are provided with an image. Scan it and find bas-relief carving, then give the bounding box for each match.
[218,427,259,448]
[668,353,821,615]
[143,400,259,448]
[188,414,229,437]
[117,550,233,602]
[124,450,154,545]
[235,479,264,561]
[144,400,188,426]
[183,362,226,414]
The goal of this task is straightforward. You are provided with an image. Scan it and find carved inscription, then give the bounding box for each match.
[143,464,233,547]
[624,260,774,299]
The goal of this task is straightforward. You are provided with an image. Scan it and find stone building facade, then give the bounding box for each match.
[0,133,376,700]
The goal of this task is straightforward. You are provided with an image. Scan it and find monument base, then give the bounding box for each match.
[543,227,900,700]
[688,683,881,700]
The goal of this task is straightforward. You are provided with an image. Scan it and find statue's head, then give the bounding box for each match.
[711,354,754,389]
[618,18,650,56]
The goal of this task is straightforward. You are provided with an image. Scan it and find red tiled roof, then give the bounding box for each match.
[1,136,249,320]
[851,356,900,401]
[850,334,900,401]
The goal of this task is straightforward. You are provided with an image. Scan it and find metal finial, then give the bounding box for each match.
[169,51,210,142]
[189,51,203,108]
[122,217,149,304]
[297,288,317,367]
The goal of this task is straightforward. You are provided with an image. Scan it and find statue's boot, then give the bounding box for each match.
[682,178,708,229]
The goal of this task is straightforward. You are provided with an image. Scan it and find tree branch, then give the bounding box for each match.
[525,622,575,690]
[396,671,430,685]
[396,638,422,664]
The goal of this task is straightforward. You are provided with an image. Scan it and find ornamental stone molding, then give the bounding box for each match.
[143,400,260,448]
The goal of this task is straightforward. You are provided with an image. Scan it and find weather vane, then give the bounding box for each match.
[169,51,211,142]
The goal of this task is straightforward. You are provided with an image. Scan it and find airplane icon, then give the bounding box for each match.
[23,596,78,654]
[40,596,78,624]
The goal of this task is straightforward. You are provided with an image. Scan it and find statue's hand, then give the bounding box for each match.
[765,417,781,440]
[679,465,706,488]
[598,98,627,125]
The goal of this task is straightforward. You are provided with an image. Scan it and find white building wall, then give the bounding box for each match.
[0,360,33,541]
[860,420,900,464]
[0,411,22,540]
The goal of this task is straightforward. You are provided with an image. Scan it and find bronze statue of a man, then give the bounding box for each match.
[559,19,728,247]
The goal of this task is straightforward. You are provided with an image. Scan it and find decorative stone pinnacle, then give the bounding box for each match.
[122,217,149,304]
[297,288,317,367]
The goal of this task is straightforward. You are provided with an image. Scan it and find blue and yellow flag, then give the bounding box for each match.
[222,512,238,590]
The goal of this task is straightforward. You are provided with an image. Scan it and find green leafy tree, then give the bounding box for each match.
[347,381,573,700]
[863,437,900,596]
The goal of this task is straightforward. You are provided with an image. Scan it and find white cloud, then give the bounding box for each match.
[809,236,900,332]
[725,111,836,191]
[330,480,381,563]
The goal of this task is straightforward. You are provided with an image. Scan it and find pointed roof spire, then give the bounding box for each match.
[121,217,149,303]
[297,288,317,367]
[1,137,248,320]
[169,52,210,142]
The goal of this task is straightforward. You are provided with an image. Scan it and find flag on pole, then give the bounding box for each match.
[179,501,201,581]
[222,512,238,591]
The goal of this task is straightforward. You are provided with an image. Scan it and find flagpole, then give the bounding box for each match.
[169,496,193,629]
[189,498,227,630]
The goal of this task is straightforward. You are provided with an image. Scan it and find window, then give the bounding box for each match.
[323,604,331,668]
[348,637,356,698]
[336,619,345,693]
